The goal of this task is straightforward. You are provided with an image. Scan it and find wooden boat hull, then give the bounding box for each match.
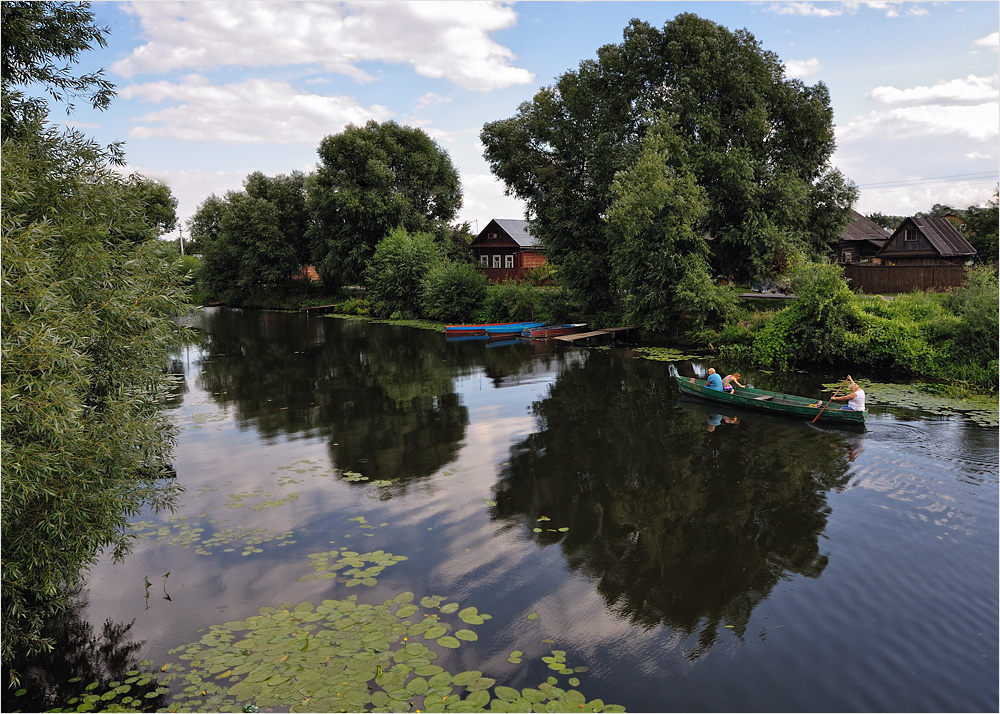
[446,321,542,337]
[522,323,588,339]
[673,375,867,426]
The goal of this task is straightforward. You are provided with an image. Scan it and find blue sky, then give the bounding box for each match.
[66,1,999,238]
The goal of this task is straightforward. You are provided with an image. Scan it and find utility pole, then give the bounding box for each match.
[178,226,185,256]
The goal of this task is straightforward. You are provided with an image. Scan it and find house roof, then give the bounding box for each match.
[882,216,977,257]
[839,210,890,244]
[489,219,541,248]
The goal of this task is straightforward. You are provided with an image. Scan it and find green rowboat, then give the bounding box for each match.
[673,375,867,426]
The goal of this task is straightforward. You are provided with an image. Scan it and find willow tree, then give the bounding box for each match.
[482,13,857,314]
[1,2,188,680]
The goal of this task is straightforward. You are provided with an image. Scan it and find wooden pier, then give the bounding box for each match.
[554,326,636,345]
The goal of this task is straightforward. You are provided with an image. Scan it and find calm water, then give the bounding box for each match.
[17,308,999,712]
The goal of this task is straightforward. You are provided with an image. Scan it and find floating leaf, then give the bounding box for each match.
[437,635,461,649]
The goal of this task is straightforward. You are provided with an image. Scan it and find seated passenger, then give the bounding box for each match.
[705,368,724,391]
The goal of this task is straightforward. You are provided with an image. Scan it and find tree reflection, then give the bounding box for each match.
[196,310,489,484]
[3,587,165,712]
[491,353,853,657]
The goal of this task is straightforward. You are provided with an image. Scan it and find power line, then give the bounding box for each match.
[858,172,998,190]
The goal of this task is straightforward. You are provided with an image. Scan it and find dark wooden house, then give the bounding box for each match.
[843,216,976,293]
[834,210,890,264]
[470,219,547,283]
[876,216,977,266]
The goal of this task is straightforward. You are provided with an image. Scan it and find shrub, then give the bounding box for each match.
[484,281,541,322]
[365,228,440,319]
[421,261,488,323]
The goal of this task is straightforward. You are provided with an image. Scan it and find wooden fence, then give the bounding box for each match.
[842,264,966,294]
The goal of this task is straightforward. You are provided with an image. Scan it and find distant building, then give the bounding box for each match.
[834,210,890,264]
[842,216,976,293]
[876,216,977,266]
[469,219,547,283]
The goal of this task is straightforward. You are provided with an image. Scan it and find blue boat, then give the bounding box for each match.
[445,321,543,337]
[482,321,544,336]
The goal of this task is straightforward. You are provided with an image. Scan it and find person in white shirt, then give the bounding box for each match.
[830,376,866,411]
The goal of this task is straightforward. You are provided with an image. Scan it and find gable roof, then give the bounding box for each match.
[477,218,541,248]
[839,209,890,244]
[881,216,977,257]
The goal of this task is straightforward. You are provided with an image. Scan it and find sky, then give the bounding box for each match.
[63,1,999,239]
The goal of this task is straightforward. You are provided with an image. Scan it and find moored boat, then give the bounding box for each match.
[521,323,588,339]
[483,321,544,336]
[445,321,542,337]
[673,375,867,426]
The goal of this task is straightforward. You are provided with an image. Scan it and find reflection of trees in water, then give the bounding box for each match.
[195,310,549,486]
[492,353,853,658]
[3,587,165,712]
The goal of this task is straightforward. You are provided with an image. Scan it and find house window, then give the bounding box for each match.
[492,254,501,268]
[903,229,917,242]
[843,250,853,263]
[479,255,489,266]
[488,232,498,239]
[505,254,515,268]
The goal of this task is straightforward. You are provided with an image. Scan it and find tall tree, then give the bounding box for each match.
[306,121,462,288]
[1,3,187,679]
[605,116,720,335]
[482,14,855,313]
[244,170,311,266]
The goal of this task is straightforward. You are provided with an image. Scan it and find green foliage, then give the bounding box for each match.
[962,193,999,266]
[482,13,847,312]
[728,261,997,391]
[2,121,187,679]
[606,116,716,336]
[365,228,441,319]
[194,173,307,305]
[483,281,541,323]
[865,212,904,231]
[334,296,370,316]
[1,2,117,154]
[421,261,488,323]
[307,120,462,287]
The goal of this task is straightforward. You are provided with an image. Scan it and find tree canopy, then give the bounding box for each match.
[482,13,856,314]
[307,120,462,288]
[194,172,307,305]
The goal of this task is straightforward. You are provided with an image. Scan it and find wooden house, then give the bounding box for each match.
[470,219,547,283]
[842,216,976,293]
[876,216,976,266]
[834,210,890,264]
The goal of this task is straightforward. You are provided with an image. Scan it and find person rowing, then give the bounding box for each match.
[829,376,866,411]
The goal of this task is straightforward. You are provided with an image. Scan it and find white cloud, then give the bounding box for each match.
[769,2,847,18]
[413,93,452,112]
[114,1,534,91]
[837,102,999,143]
[768,2,928,18]
[120,76,394,144]
[868,75,1000,107]
[785,58,821,79]
[974,31,999,51]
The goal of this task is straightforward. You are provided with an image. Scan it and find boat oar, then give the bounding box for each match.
[812,377,849,424]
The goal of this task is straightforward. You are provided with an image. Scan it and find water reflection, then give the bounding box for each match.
[5,587,165,712]
[492,353,853,657]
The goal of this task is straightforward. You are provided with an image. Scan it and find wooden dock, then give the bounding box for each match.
[554,326,636,344]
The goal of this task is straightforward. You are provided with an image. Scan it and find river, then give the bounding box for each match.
[12,308,998,712]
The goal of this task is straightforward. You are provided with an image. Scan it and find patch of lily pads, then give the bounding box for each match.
[59,592,625,712]
[299,548,408,587]
[632,347,709,362]
[823,380,998,427]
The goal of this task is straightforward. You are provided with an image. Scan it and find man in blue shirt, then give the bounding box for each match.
[706,368,724,391]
